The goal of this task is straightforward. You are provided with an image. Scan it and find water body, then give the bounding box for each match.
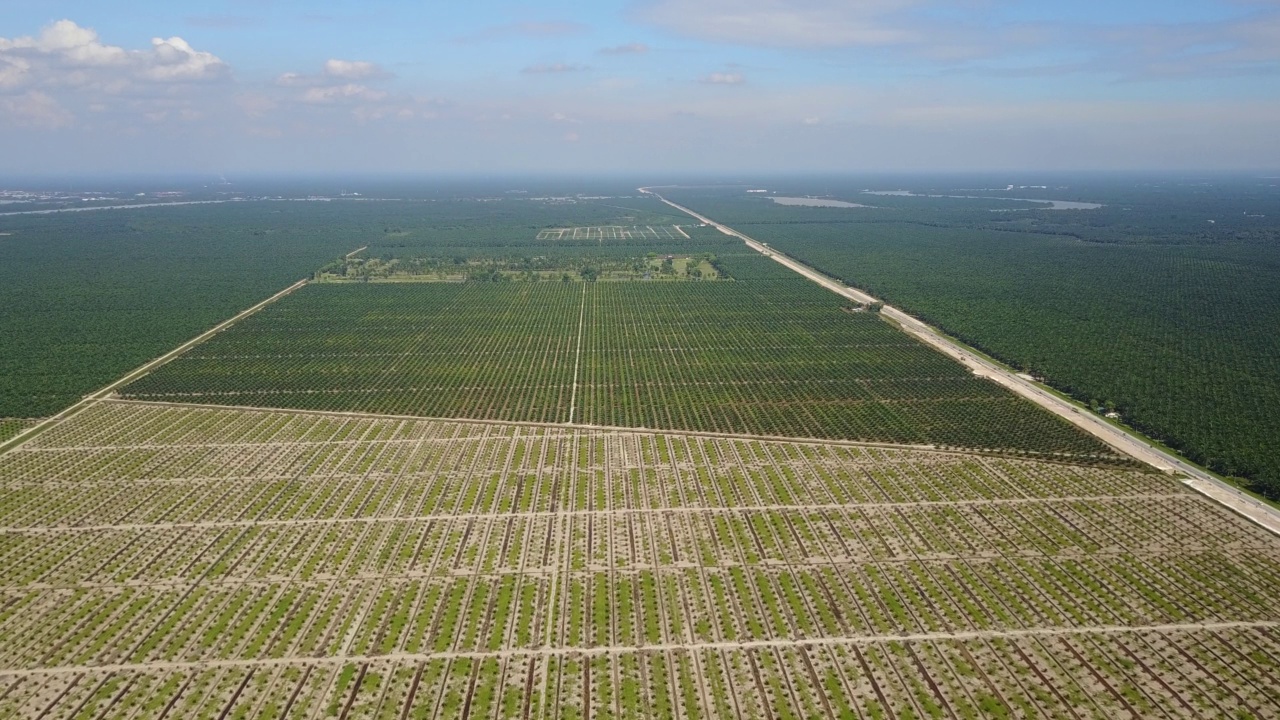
[864,190,1101,210]
[769,196,872,208]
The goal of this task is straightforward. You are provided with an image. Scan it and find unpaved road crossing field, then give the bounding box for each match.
[1,402,1277,718]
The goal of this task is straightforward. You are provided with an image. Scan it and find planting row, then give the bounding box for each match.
[2,552,1278,668]
[3,496,1274,585]
[3,628,1279,718]
[7,406,1160,505]
[577,282,1119,459]
[111,279,1123,458]
[0,447,1201,534]
[0,419,34,444]
[0,451,1171,524]
[120,283,582,424]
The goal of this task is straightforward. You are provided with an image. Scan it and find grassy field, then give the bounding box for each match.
[117,279,1121,461]
[0,402,1276,717]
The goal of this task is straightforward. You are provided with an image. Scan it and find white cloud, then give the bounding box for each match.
[0,90,73,128]
[324,59,387,80]
[278,60,389,89]
[701,72,745,84]
[0,19,226,90]
[145,36,227,81]
[0,55,31,89]
[272,59,435,127]
[275,72,311,87]
[0,19,129,66]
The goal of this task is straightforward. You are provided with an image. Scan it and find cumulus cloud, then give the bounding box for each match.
[275,72,311,87]
[0,20,228,129]
[701,72,745,84]
[0,55,31,89]
[278,59,389,88]
[523,63,590,74]
[0,20,124,77]
[145,37,227,81]
[0,20,227,88]
[0,19,129,66]
[598,43,650,55]
[269,58,436,126]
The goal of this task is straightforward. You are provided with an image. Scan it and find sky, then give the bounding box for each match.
[1,0,1279,176]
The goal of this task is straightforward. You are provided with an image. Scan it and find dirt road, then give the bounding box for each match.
[0,278,313,456]
[2,620,1272,678]
[639,187,1280,537]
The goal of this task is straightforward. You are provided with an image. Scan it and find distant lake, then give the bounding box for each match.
[769,196,872,208]
[864,190,1101,210]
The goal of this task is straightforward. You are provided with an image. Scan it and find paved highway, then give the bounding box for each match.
[640,187,1280,536]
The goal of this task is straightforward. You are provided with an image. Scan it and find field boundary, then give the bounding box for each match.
[0,276,317,457]
[102,398,1138,470]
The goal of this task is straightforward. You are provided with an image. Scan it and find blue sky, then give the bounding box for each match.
[1,0,1278,174]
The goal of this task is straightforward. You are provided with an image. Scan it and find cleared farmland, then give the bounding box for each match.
[536,226,687,241]
[1,402,1278,717]
[117,280,1122,461]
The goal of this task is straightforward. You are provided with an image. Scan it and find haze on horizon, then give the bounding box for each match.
[2,0,1279,176]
